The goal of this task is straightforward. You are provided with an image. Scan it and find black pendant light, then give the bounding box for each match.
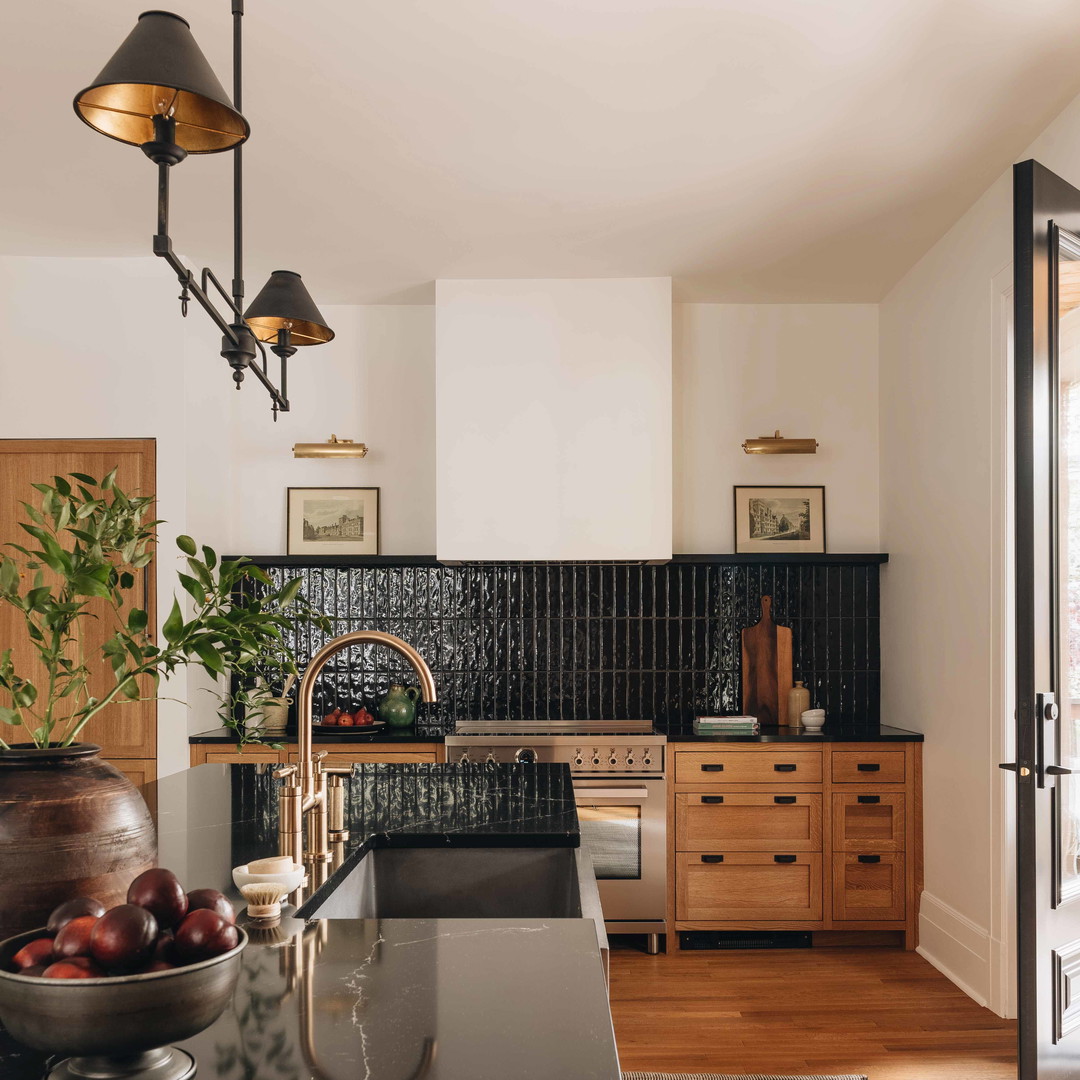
[73,5,333,419]
[74,11,248,156]
[245,271,335,347]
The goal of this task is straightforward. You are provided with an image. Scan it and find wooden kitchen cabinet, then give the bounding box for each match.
[677,852,822,922]
[668,740,921,949]
[675,792,822,852]
[190,742,441,767]
[833,853,906,922]
[674,748,822,786]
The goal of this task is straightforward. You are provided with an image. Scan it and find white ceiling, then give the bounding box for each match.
[4,0,1080,304]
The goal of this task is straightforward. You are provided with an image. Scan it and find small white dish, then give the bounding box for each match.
[800,709,826,731]
[232,861,305,894]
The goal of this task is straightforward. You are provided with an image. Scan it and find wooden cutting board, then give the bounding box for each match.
[741,595,794,725]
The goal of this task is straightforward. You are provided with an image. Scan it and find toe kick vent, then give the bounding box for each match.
[679,930,813,950]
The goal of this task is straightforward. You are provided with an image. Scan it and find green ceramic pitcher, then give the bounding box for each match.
[378,683,421,728]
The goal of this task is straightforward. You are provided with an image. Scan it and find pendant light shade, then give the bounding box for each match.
[244,271,335,346]
[74,10,248,153]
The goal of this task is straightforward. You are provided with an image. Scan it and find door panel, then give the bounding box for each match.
[0,440,157,761]
[1013,159,1080,1078]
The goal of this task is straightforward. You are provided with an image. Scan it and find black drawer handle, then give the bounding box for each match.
[701,854,725,863]
[774,763,797,772]
[774,854,797,863]
[857,763,881,772]
[774,795,796,804]
[701,764,725,772]
[857,855,881,863]
[857,795,881,804]
[701,795,725,804]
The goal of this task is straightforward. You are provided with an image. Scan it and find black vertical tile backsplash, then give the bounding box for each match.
[243,557,883,736]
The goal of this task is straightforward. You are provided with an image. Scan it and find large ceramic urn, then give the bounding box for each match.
[0,744,156,939]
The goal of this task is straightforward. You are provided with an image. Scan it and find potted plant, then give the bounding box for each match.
[0,470,322,937]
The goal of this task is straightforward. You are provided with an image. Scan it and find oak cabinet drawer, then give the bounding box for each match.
[675,750,822,785]
[675,793,822,852]
[676,852,822,921]
[832,751,906,784]
[832,853,906,921]
[203,750,281,764]
[288,751,438,765]
[832,792,905,851]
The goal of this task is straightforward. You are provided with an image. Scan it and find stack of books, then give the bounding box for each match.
[693,715,760,735]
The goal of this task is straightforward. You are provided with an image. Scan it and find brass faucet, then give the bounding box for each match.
[275,631,437,873]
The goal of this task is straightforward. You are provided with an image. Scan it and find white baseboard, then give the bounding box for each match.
[916,891,992,1008]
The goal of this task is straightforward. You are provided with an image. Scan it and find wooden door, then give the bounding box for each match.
[0,440,157,771]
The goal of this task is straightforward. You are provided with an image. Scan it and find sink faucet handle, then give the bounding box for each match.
[323,764,354,776]
[313,750,328,764]
[272,764,298,780]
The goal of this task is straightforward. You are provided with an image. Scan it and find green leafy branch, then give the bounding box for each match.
[0,471,326,750]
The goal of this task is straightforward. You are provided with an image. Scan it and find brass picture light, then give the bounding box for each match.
[742,430,819,455]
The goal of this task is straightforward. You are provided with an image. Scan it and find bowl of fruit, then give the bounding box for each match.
[0,869,245,1080]
[313,704,383,733]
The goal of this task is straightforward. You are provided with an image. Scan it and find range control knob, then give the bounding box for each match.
[574,748,584,766]
[458,750,470,764]
[626,748,635,766]
[485,751,498,764]
[608,749,619,766]
[515,747,537,764]
[591,749,601,766]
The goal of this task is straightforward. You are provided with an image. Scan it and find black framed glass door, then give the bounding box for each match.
[1012,158,1080,1079]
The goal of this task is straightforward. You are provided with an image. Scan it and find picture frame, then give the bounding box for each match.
[287,487,380,556]
[733,485,826,554]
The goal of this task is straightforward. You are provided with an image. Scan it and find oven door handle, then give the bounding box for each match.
[574,787,650,801]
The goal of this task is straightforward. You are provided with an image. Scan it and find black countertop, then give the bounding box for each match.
[0,763,617,1080]
[664,723,924,743]
[190,725,442,744]
[190,723,923,745]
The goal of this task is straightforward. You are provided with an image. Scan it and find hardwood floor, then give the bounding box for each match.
[608,944,1017,1079]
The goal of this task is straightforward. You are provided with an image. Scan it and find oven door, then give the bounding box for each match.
[573,777,666,929]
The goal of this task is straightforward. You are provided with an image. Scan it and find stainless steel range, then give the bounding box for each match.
[444,720,667,952]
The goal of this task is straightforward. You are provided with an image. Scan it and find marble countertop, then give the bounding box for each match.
[0,764,618,1080]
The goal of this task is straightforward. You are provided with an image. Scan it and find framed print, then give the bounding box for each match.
[287,487,380,556]
[733,485,825,554]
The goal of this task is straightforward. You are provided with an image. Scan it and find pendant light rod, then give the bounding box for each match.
[231,0,244,315]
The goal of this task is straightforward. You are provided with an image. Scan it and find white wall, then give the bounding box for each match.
[435,278,673,561]
[674,303,880,553]
[878,88,1080,1015]
[224,304,435,556]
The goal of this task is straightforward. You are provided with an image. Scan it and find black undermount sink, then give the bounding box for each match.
[297,846,602,923]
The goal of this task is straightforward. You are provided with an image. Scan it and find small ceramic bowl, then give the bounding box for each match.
[232,861,305,894]
[800,709,826,731]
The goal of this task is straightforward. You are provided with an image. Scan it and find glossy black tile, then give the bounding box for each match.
[240,558,881,734]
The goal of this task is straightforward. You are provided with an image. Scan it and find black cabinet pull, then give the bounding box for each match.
[774,795,796,804]
[774,763,797,772]
[774,854,797,863]
[701,854,725,863]
[701,764,725,772]
[857,763,881,772]
[701,795,725,804]
[857,855,881,863]
[857,795,880,804]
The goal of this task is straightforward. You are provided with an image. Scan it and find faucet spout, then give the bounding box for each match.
[296,630,437,795]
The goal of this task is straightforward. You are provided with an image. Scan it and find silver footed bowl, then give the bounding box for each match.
[0,925,246,1076]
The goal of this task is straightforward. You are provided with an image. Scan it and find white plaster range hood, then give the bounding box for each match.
[435,278,673,561]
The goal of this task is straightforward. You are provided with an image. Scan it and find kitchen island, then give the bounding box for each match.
[0,763,619,1080]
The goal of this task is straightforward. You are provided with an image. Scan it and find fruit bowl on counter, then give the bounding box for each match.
[0,870,247,1080]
